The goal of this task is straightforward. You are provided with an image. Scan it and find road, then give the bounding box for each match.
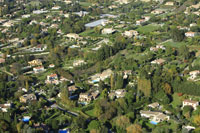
[51,104,79,117]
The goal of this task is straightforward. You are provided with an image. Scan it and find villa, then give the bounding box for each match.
[182,99,199,110]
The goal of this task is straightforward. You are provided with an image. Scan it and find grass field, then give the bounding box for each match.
[137,24,160,34]
[79,2,92,7]
[171,93,182,108]
[85,109,96,117]
[162,40,186,48]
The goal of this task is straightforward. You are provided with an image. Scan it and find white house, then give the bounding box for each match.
[52,6,61,10]
[33,66,45,73]
[148,102,160,108]
[136,19,146,25]
[151,59,166,65]
[66,33,81,40]
[102,28,115,34]
[165,2,174,6]
[123,30,138,38]
[140,110,170,123]
[45,73,59,85]
[0,103,12,112]
[189,70,200,80]
[183,99,199,110]
[185,32,198,37]
[73,60,86,67]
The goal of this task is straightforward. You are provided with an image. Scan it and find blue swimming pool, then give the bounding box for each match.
[150,121,158,125]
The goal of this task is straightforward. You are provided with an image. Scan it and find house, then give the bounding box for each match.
[20,94,37,103]
[115,89,126,98]
[66,33,81,40]
[78,90,100,105]
[73,60,86,67]
[49,64,55,68]
[33,10,48,14]
[28,45,47,52]
[33,66,45,73]
[118,0,130,4]
[151,9,165,14]
[102,28,116,34]
[182,126,195,133]
[0,58,5,64]
[185,32,198,37]
[68,85,78,93]
[28,59,42,66]
[143,16,151,21]
[123,30,138,38]
[74,11,89,17]
[85,19,108,28]
[150,45,165,51]
[148,102,160,108]
[52,6,61,10]
[22,14,31,18]
[2,21,14,27]
[136,19,146,25]
[140,110,170,123]
[0,103,12,112]
[45,73,59,85]
[189,70,200,80]
[182,99,199,110]
[165,2,174,6]
[151,59,166,65]
[90,69,113,83]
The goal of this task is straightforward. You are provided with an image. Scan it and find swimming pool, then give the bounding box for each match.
[150,121,158,125]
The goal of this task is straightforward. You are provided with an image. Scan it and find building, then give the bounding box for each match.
[78,90,100,105]
[28,59,42,66]
[33,66,45,73]
[183,99,199,110]
[20,94,37,103]
[150,45,165,51]
[66,33,81,40]
[136,19,146,25]
[52,6,61,10]
[73,60,86,67]
[0,103,12,112]
[49,64,55,68]
[123,30,138,38]
[151,9,165,14]
[118,0,130,4]
[189,70,200,80]
[0,58,5,64]
[148,102,160,108]
[45,73,59,85]
[102,28,116,34]
[185,32,198,37]
[115,89,126,98]
[140,110,170,123]
[28,45,47,52]
[165,2,174,6]
[85,19,108,28]
[151,59,166,65]
[68,85,78,94]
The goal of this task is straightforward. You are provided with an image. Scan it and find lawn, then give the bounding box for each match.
[136,24,160,34]
[85,109,96,117]
[162,40,186,48]
[79,2,92,7]
[171,93,182,108]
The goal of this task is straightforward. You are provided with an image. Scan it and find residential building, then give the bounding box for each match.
[136,19,146,25]
[45,73,59,85]
[49,64,55,68]
[78,90,100,104]
[185,32,198,37]
[102,28,116,34]
[0,103,12,112]
[123,30,138,38]
[151,59,166,65]
[33,66,45,73]
[20,94,37,103]
[148,102,160,108]
[115,89,126,98]
[118,0,130,4]
[66,33,81,40]
[189,70,200,80]
[52,6,61,10]
[29,45,47,52]
[28,59,42,66]
[140,110,170,123]
[151,9,165,14]
[0,58,5,64]
[183,99,199,110]
[165,2,174,6]
[73,60,86,67]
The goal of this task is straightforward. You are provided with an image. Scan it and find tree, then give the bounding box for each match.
[193,115,200,126]
[88,120,101,130]
[126,124,142,133]
[115,74,124,89]
[170,27,184,42]
[51,119,59,130]
[162,83,172,95]
[178,45,190,60]
[137,78,151,97]
[115,115,131,129]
